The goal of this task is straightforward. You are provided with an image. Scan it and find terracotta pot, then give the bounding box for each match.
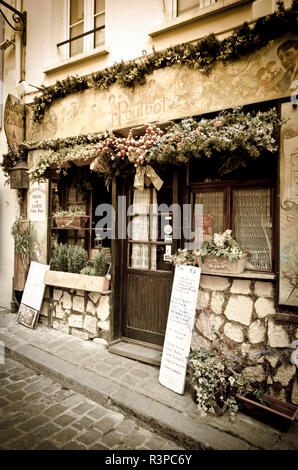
[54,215,89,229]
[236,394,298,431]
[198,254,247,275]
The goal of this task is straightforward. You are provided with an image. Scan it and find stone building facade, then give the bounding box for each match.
[194,276,298,403]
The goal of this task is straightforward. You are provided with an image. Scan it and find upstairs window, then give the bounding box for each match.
[69,0,85,57]
[94,0,105,48]
[68,0,105,58]
[177,0,199,16]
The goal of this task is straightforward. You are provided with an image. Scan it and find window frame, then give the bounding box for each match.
[66,0,105,58]
[189,178,276,273]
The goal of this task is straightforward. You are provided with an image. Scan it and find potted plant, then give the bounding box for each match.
[188,347,264,420]
[53,205,89,229]
[45,244,110,293]
[195,230,248,274]
[188,347,298,430]
[171,230,248,274]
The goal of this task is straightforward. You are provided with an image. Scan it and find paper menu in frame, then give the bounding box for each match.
[159,265,201,395]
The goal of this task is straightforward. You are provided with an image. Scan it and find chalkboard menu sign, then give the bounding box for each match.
[159,265,201,394]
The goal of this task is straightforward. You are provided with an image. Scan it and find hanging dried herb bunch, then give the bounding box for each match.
[11,217,34,270]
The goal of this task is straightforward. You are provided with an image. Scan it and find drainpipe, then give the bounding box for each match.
[15,0,23,85]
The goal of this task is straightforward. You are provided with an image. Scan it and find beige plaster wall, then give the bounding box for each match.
[21,0,284,90]
[0,13,20,308]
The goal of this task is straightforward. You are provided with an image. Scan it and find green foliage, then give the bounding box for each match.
[80,265,96,276]
[1,150,24,180]
[29,144,99,181]
[26,106,281,183]
[94,249,108,277]
[50,243,69,272]
[50,244,108,277]
[189,347,265,420]
[67,245,89,274]
[11,217,33,270]
[147,108,282,172]
[31,1,297,123]
[50,243,88,274]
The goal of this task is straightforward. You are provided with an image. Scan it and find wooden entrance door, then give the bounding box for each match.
[122,176,178,346]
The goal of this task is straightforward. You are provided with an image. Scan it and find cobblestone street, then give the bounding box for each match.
[0,358,183,451]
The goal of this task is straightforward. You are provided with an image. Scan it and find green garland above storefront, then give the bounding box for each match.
[22,107,282,185]
[32,1,298,124]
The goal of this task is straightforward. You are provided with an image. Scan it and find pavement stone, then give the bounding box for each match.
[44,404,68,417]
[1,310,297,450]
[0,356,183,450]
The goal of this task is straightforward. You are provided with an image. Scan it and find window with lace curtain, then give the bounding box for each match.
[192,182,274,272]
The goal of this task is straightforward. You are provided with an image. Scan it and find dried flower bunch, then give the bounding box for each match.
[94,124,164,167]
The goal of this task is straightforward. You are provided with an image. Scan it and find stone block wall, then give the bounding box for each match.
[40,286,110,347]
[193,275,298,404]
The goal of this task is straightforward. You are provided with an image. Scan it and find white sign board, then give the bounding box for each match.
[20,261,50,312]
[159,265,201,394]
[28,182,47,222]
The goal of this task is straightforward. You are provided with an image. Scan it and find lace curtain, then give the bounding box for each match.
[195,191,224,234]
[130,189,157,270]
[233,188,272,271]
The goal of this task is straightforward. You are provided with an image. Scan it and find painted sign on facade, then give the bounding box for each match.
[279,103,298,306]
[28,181,47,222]
[4,94,25,155]
[27,34,298,142]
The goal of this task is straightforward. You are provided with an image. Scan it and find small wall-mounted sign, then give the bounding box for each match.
[4,94,25,156]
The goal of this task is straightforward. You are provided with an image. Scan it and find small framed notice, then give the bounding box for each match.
[159,264,201,394]
[17,304,39,329]
[17,261,50,329]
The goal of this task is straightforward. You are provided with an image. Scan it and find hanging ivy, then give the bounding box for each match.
[32,1,297,123]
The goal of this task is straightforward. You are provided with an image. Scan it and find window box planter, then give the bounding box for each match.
[198,254,247,275]
[54,215,89,229]
[44,270,110,293]
[236,394,298,431]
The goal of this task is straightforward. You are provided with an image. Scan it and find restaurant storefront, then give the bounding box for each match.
[15,31,298,400]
